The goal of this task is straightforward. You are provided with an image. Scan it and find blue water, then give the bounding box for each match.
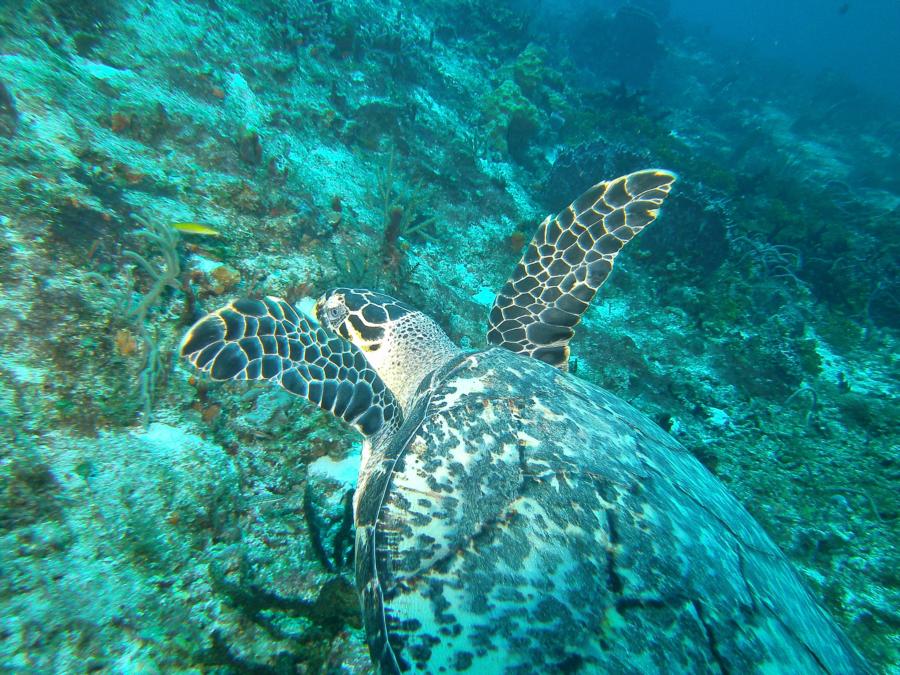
[0,0,896,672]
[668,0,900,103]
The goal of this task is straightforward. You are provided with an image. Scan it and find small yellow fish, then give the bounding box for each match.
[171,222,221,236]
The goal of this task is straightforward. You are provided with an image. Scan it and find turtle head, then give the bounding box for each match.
[315,288,460,409]
[316,288,405,352]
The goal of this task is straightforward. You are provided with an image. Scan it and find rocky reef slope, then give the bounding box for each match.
[0,0,897,670]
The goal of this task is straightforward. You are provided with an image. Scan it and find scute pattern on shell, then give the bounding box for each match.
[356,348,869,674]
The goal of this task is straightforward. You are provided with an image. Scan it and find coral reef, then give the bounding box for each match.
[0,0,897,670]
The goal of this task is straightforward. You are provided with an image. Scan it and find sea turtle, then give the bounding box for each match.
[180,170,870,674]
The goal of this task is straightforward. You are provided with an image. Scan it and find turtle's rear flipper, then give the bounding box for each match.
[180,296,400,436]
[488,169,676,370]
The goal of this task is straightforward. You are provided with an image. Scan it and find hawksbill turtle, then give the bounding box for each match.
[180,170,870,674]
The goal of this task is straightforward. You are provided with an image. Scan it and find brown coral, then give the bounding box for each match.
[114,328,138,356]
[210,265,241,295]
[110,112,132,133]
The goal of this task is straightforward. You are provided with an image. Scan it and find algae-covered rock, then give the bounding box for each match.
[512,43,559,98]
[482,79,542,162]
[0,80,17,138]
[0,423,241,669]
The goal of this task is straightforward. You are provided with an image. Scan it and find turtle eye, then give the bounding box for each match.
[327,306,343,322]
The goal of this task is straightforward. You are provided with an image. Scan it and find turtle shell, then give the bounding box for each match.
[354,348,869,674]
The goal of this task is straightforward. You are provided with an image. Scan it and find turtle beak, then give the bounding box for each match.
[313,296,324,322]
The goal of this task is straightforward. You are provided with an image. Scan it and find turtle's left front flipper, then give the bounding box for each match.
[488,169,676,369]
[180,296,400,436]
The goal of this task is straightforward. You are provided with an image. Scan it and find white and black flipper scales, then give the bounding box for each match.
[488,170,676,369]
[180,296,400,437]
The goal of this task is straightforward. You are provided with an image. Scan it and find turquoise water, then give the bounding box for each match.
[0,0,896,672]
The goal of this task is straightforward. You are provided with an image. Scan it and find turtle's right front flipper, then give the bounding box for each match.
[488,169,676,370]
[180,296,400,437]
